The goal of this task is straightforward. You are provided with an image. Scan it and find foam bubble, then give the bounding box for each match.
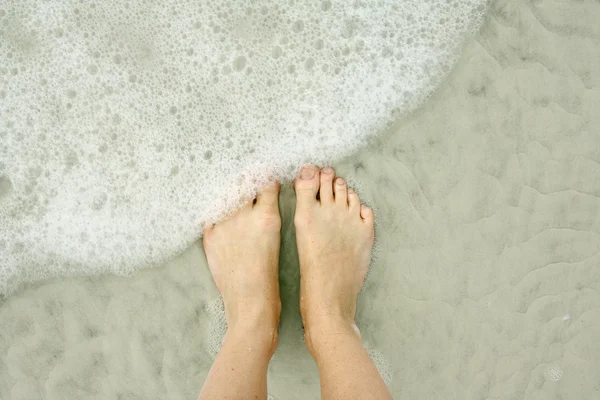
[545,365,563,382]
[366,347,393,385]
[0,0,489,295]
[206,298,227,358]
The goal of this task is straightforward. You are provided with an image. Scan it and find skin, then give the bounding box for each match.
[199,166,392,400]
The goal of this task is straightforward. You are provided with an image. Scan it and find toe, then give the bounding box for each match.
[334,177,347,207]
[202,224,214,239]
[319,167,335,204]
[360,204,374,222]
[255,181,280,210]
[237,197,254,213]
[348,188,360,210]
[294,166,321,206]
[201,219,215,232]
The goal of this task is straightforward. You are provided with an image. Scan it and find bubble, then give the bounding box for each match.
[204,150,213,160]
[91,193,108,210]
[64,152,79,169]
[366,347,393,385]
[27,166,42,178]
[169,106,178,114]
[272,46,283,59]
[13,242,25,253]
[304,57,315,69]
[233,56,247,71]
[321,1,332,12]
[87,65,98,75]
[292,20,304,33]
[0,176,12,199]
[545,365,563,382]
[206,298,227,358]
[314,39,324,50]
[341,21,357,39]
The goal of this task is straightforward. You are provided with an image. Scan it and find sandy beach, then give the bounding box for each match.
[1,0,599,398]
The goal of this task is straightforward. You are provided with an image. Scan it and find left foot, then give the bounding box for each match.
[292,166,374,354]
[202,182,282,352]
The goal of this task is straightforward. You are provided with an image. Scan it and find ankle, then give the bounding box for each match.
[225,324,279,358]
[300,299,356,333]
[225,293,281,323]
[303,314,359,356]
[225,299,281,341]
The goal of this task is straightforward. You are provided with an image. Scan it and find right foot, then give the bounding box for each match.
[202,182,282,350]
[293,166,375,352]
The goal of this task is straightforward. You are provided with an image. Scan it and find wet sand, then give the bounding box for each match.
[1,0,599,398]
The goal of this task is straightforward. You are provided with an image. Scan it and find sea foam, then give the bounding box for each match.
[0,0,488,295]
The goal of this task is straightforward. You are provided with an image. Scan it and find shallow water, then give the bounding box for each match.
[1,0,600,399]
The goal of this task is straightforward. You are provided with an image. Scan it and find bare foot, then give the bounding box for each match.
[202,182,282,352]
[293,166,375,353]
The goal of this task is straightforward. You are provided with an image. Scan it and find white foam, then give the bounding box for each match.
[0,0,489,295]
[206,298,227,358]
[366,347,393,386]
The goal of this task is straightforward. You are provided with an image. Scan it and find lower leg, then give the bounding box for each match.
[307,316,390,400]
[199,316,277,399]
[199,183,282,400]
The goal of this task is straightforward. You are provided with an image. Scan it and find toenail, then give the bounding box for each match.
[322,167,334,174]
[300,167,316,179]
[336,178,345,185]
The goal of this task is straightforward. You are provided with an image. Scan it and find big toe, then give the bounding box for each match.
[294,165,320,207]
[255,181,280,210]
